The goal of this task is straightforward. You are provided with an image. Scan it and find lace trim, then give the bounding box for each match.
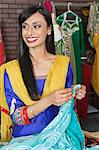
[35,75,47,80]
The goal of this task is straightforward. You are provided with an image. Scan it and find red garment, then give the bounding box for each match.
[77,63,92,118]
[0,106,10,115]
[0,29,6,65]
[43,0,52,14]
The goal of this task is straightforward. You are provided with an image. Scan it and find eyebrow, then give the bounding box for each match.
[23,21,42,25]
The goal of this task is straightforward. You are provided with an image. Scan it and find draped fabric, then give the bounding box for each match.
[1,88,99,150]
[56,12,86,84]
[0,55,69,142]
[43,0,52,14]
[0,55,99,149]
[4,70,59,138]
[87,2,99,48]
[55,11,87,118]
[91,33,99,95]
[0,29,6,65]
[77,63,92,118]
[0,98,85,150]
[87,2,99,95]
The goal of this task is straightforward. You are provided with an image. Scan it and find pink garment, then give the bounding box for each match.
[0,29,6,65]
[43,0,52,14]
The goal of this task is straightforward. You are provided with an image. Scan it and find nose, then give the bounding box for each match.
[28,26,35,35]
[28,26,33,35]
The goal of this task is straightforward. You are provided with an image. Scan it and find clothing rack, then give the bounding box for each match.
[55,2,93,8]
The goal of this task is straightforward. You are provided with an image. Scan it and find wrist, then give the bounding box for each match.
[42,96,52,107]
[27,105,36,119]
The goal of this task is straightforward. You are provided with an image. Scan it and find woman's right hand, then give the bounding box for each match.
[27,88,72,119]
[46,88,73,106]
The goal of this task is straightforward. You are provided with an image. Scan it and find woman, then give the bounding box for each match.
[0,4,87,149]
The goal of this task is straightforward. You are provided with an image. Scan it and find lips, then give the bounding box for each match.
[26,37,38,43]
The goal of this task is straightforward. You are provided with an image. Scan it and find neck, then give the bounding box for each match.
[29,45,49,63]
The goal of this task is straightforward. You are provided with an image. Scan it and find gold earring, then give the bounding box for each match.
[48,32,51,35]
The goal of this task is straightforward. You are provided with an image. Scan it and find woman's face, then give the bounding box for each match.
[22,12,51,48]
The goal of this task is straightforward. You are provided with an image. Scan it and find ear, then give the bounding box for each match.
[47,26,51,35]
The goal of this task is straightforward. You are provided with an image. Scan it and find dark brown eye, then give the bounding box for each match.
[22,24,29,29]
[33,24,41,29]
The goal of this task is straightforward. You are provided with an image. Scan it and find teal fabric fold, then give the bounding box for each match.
[0,98,85,150]
[0,85,97,150]
[0,88,98,150]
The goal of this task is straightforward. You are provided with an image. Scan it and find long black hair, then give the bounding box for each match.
[18,4,55,100]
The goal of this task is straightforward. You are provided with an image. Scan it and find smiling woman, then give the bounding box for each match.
[0,3,87,150]
[21,12,51,49]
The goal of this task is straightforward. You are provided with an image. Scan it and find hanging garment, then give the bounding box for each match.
[50,1,56,24]
[60,13,79,83]
[55,14,78,83]
[43,0,52,14]
[87,2,99,95]
[77,63,92,118]
[87,3,96,47]
[53,23,63,55]
[56,12,86,84]
[91,33,99,95]
[87,2,99,48]
[0,29,6,65]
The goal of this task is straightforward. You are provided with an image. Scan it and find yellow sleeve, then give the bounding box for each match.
[0,65,12,142]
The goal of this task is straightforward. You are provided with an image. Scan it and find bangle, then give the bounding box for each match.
[22,106,31,124]
[29,105,36,117]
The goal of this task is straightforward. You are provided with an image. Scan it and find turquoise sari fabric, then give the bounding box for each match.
[0,98,84,150]
[0,97,99,150]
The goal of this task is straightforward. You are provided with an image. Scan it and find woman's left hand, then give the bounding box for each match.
[75,85,86,100]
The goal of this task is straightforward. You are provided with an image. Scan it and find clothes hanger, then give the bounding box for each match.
[64,2,81,23]
[67,3,77,16]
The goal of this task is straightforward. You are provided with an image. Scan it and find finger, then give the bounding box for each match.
[76,92,85,100]
[81,85,86,90]
[64,95,73,102]
[62,95,73,102]
[61,97,73,104]
[61,92,72,98]
[58,94,73,104]
[60,88,72,94]
[79,89,86,95]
